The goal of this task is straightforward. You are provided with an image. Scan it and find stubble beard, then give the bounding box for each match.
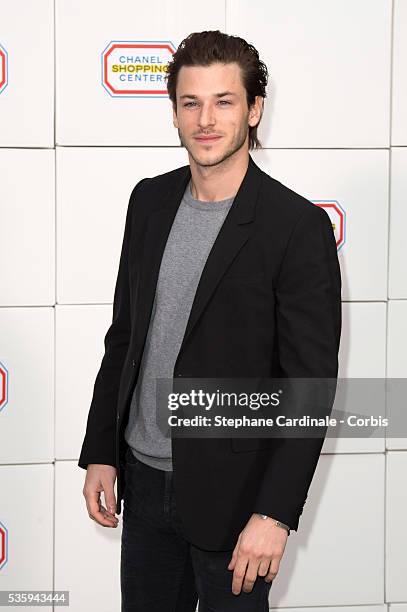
[177,122,249,169]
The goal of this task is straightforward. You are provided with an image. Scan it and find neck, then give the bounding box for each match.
[188,150,249,202]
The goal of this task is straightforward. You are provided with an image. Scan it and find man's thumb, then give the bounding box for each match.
[105,490,117,515]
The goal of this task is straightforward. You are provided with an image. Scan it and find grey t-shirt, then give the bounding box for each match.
[124,178,235,470]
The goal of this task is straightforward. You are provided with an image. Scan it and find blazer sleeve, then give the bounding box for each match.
[78,178,147,470]
[252,202,342,531]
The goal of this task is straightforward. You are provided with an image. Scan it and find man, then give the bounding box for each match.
[79,30,341,611]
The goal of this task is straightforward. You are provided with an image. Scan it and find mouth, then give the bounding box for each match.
[194,135,222,144]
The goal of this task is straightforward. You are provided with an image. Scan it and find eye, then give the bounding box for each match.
[183,100,232,108]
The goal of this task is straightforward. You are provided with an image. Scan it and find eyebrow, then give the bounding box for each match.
[179,91,237,100]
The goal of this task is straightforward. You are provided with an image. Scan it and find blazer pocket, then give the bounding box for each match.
[222,272,265,285]
[230,437,274,453]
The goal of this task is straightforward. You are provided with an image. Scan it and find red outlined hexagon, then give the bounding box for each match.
[0,522,8,570]
[0,43,8,94]
[313,200,346,250]
[0,362,9,412]
[102,41,176,96]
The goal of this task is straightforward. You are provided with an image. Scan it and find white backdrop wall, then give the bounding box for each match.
[0,0,406,610]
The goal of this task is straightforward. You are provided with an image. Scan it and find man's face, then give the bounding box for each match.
[172,62,262,168]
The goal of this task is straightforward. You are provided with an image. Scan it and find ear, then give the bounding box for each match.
[248,96,264,128]
[172,104,179,128]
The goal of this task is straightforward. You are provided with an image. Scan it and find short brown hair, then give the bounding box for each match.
[165,30,269,149]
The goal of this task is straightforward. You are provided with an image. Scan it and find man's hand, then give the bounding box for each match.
[82,464,119,528]
[227,513,288,595]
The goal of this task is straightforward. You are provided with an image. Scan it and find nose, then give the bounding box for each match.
[198,103,216,130]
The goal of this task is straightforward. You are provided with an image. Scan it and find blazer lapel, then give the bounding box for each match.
[132,167,191,356]
[133,154,263,365]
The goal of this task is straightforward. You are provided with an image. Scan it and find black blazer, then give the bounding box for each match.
[78,154,342,551]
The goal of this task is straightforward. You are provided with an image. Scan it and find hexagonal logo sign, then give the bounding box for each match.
[313,200,346,250]
[0,43,8,94]
[101,40,176,97]
[0,362,8,412]
[0,521,8,570]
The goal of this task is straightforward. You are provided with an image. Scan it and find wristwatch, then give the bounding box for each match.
[258,514,290,534]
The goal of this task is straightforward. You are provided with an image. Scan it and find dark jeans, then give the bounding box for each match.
[121,447,272,611]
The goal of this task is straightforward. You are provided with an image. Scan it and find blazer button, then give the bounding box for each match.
[132,359,136,367]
